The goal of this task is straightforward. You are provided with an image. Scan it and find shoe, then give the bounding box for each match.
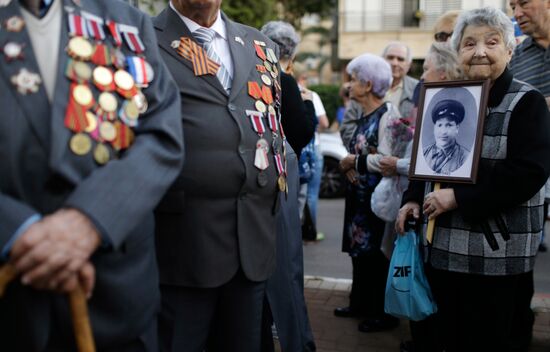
[358,316,399,333]
[539,243,548,252]
[333,306,360,318]
[315,232,325,241]
[400,340,415,352]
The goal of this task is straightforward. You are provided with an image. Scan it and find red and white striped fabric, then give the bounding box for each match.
[68,13,89,37]
[119,24,145,54]
[82,11,105,41]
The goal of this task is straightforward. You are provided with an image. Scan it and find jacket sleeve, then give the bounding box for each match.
[454,90,550,221]
[63,14,184,249]
[0,195,40,249]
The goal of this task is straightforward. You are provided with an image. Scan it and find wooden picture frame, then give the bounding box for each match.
[409,79,490,184]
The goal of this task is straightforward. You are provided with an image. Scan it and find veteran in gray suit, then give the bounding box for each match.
[153,0,284,351]
[0,0,183,350]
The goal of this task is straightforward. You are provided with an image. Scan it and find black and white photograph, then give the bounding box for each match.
[410,80,490,183]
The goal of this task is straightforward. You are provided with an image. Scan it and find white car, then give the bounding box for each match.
[318,132,348,198]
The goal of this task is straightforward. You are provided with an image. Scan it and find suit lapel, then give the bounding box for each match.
[153,8,227,97]
[224,15,255,102]
[0,1,52,149]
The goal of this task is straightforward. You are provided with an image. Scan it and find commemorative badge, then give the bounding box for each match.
[5,16,24,32]
[70,133,92,155]
[2,42,25,62]
[254,138,270,170]
[11,68,41,95]
[67,36,94,61]
[93,143,110,165]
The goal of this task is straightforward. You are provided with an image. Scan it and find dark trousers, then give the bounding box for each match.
[158,270,266,352]
[414,268,534,352]
[349,249,390,318]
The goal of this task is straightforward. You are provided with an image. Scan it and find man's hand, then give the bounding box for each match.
[345,169,359,185]
[10,209,101,294]
[545,96,550,110]
[379,156,398,176]
[340,154,356,173]
[423,188,457,220]
[395,202,420,234]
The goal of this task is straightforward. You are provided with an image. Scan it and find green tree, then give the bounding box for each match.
[222,0,277,29]
[277,0,335,28]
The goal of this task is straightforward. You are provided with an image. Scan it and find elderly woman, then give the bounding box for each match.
[397,7,550,351]
[259,21,317,352]
[334,53,401,333]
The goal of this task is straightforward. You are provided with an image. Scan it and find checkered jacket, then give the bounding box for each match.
[429,79,544,276]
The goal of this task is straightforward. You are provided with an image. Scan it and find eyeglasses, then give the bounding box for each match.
[434,31,453,42]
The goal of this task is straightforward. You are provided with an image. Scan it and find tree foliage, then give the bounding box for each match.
[221,0,277,29]
[277,0,336,28]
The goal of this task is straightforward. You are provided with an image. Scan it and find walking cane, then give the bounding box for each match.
[0,264,96,352]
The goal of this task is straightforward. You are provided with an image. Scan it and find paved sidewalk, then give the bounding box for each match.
[300,276,550,352]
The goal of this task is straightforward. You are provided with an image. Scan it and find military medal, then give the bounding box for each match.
[11,68,42,95]
[277,174,286,192]
[66,60,92,82]
[119,99,140,127]
[255,100,267,113]
[114,69,137,98]
[132,91,148,114]
[65,84,92,132]
[93,66,115,91]
[93,143,110,165]
[270,66,279,79]
[70,133,92,155]
[97,92,118,120]
[261,74,272,86]
[261,86,273,106]
[256,64,267,73]
[2,42,25,62]
[248,81,262,100]
[266,48,278,64]
[99,121,116,141]
[67,37,94,61]
[5,16,24,32]
[257,171,268,187]
[263,60,272,72]
[73,84,93,106]
[127,56,154,88]
[84,111,98,133]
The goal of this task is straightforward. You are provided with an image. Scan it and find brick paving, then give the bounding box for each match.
[296,276,550,352]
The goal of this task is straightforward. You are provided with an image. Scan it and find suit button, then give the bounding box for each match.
[238,146,245,154]
[239,192,247,200]
[228,103,236,111]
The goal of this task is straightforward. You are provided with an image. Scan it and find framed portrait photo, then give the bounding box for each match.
[409,80,490,184]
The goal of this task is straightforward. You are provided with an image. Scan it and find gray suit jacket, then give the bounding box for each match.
[0,0,183,349]
[399,75,419,119]
[153,9,281,287]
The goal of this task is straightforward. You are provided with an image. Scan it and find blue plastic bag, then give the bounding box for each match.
[384,230,437,321]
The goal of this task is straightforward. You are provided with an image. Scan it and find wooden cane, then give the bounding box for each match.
[426,182,441,243]
[0,265,96,352]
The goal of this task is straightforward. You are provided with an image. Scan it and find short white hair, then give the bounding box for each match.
[346,53,392,99]
[382,42,413,63]
[450,7,516,53]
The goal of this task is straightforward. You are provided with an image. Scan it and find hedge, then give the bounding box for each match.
[309,84,342,125]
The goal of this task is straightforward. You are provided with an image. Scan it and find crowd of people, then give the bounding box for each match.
[0,0,549,352]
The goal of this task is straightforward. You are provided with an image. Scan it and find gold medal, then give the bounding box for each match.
[93,143,110,165]
[98,92,118,113]
[268,105,276,115]
[99,121,117,141]
[278,175,286,192]
[124,99,140,120]
[93,66,113,87]
[73,61,92,81]
[73,84,93,106]
[255,100,267,113]
[68,37,94,61]
[261,74,272,86]
[114,70,135,91]
[70,133,92,155]
[84,112,98,133]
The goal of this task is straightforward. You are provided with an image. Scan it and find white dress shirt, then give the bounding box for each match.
[169,2,234,79]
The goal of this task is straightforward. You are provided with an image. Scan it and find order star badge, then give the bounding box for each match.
[11,68,42,95]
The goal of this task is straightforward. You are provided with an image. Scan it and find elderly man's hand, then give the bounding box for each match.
[395,202,420,234]
[345,169,359,185]
[10,209,101,293]
[380,156,398,176]
[340,154,357,173]
[423,188,457,220]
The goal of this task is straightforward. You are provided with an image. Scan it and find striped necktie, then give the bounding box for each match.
[193,27,232,93]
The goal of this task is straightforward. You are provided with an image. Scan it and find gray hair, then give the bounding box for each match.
[346,53,392,99]
[427,42,463,80]
[450,7,516,53]
[382,42,413,63]
[260,21,300,60]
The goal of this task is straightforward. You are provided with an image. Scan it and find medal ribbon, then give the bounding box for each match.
[106,21,123,47]
[68,13,89,38]
[177,37,220,76]
[112,121,134,150]
[91,44,111,66]
[65,83,92,132]
[119,24,145,54]
[274,154,285,175]
[256,64,267,73]
[261,85,273,105]
[254,44,266,61]
[268,111,278,133]
[246,110,265,135]
[248,81,262,100]
[127,56,149,86]
[83,12,106,41]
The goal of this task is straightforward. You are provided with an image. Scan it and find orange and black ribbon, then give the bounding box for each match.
[177,37,220,76]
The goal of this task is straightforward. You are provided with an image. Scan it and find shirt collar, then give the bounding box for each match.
[169,2,227,40]
[488,67,513,108]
